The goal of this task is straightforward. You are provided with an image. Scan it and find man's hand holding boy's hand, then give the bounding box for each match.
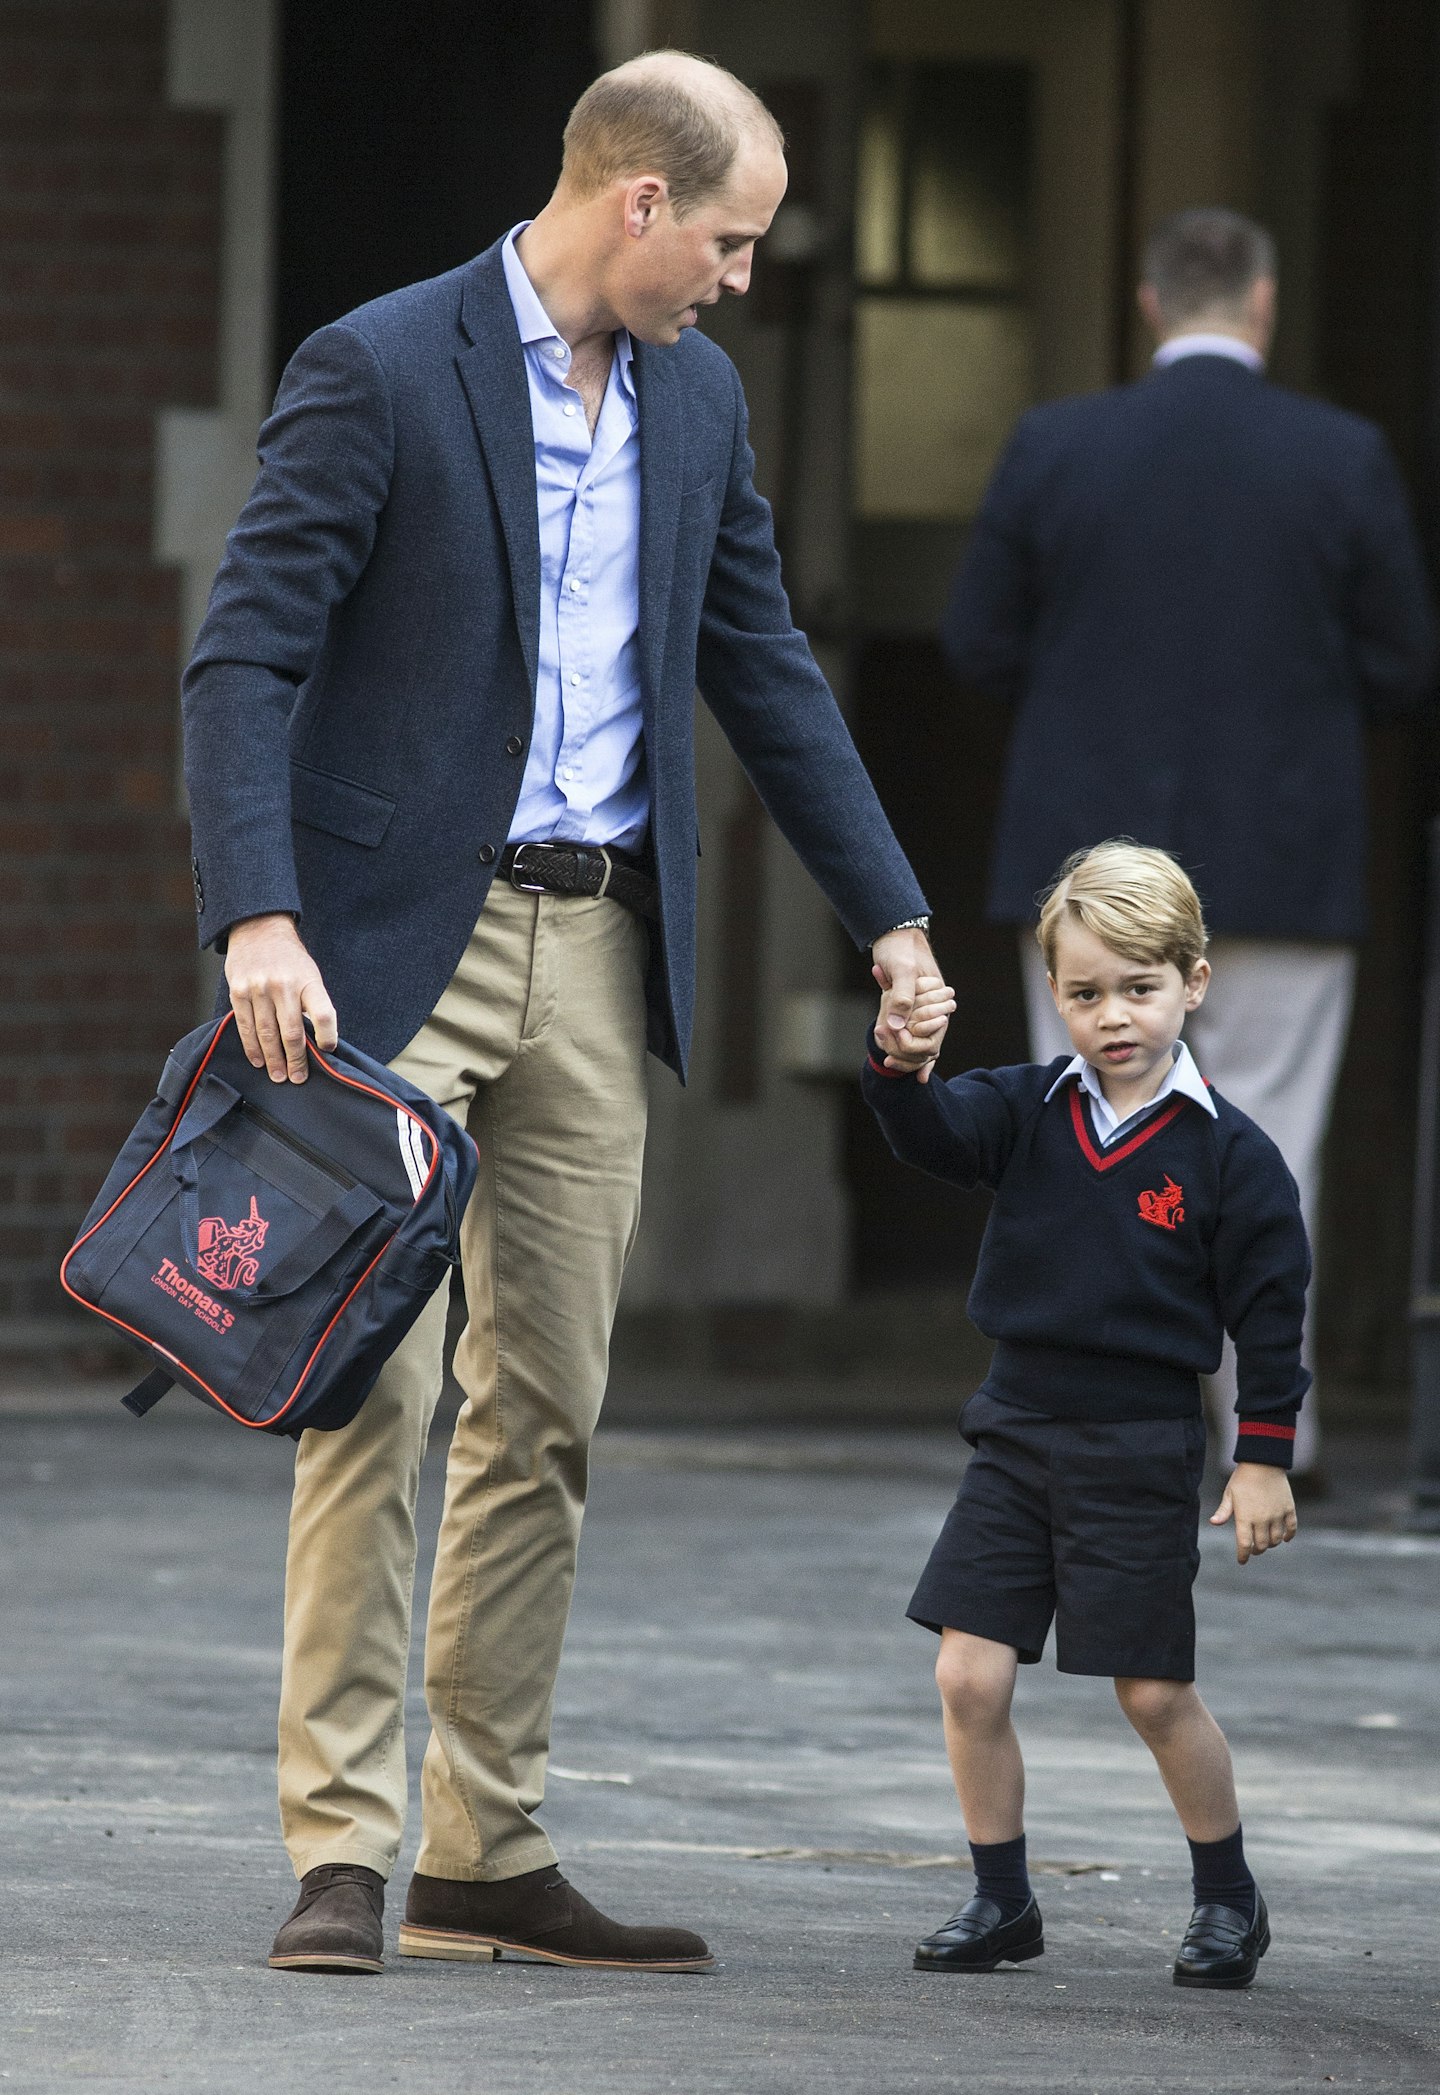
[873,971,955,1085]
[872,926,943,1071]
[1210,1461,1298,1564]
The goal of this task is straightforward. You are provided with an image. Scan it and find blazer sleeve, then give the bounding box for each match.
[694,366,929,948]
[940,417,1036,700]
[861,1037,1021,1189]
[1210,1124,1312,1468]
[181,323,397,949]
[1348,426,1439,717]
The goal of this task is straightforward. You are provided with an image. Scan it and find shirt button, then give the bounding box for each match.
[552,344,565,359]
[568,578,581,592]
[563,404,577,418]
[505,735,523,756]
[570,673,581,686]
[478,843,496,865]
[561,767,574,781]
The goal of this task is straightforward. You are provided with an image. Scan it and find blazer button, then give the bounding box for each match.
[478,844,496,865]
[505,735,523,756]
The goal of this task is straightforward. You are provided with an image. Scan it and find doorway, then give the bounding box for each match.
[843,0,1119,1290]
[273,0,596,374]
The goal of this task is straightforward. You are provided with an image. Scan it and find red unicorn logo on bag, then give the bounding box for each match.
[1137,1176,1185,1231]
[195,1194,269,1289]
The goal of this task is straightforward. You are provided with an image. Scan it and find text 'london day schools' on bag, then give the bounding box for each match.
[60,1013,478,1437]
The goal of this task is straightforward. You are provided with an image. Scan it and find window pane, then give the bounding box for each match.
[853,299,1033,520]
[855,69,902,286]
[910,62,1031,291]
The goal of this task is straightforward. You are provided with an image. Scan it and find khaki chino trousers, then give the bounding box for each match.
[277,881,649,1882]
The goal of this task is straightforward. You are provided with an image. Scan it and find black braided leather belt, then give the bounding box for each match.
[500,841,659,922]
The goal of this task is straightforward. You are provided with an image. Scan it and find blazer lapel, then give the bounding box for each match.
[455,246,541,695]
[633,342,684,712]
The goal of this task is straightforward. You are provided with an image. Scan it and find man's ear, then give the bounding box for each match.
[1248,274,1277,349]
[1047,972,1063,1012]
[1184,957,1212,1011]
[622,173,669,239]
[1137,282,1165,340]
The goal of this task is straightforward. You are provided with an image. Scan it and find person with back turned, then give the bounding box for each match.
[183,50,936,1975]
[942,208,1437,1492]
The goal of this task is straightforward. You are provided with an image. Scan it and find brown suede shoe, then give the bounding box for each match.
[399,1865,714,1971]
[269,1863,385,1974]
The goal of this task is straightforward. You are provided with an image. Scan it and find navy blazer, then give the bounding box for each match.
[183,241,927,1076]
[942,355,1438,940]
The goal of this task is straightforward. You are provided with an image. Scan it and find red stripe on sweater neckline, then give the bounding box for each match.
[1067,1081,1189,1172]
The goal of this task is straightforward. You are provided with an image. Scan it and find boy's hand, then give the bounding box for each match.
[1210,1461,1298,1564]
[871,924,941,1055]
[873,970,955,1084]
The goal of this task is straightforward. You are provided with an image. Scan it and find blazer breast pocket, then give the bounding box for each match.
[290,761,397,849]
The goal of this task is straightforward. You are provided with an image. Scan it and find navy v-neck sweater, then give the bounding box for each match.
[863,1044,1310,1467]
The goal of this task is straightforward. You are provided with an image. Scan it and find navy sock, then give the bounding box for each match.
[1187,1825,1255,1921]
[969,1834,1031,1920]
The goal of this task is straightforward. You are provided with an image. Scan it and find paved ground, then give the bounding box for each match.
[2,1390,1438,2093]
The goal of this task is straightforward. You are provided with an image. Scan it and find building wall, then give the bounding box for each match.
[1,0,1432,1397]
[0,0,223,1344]
[1308,0,1440,1391]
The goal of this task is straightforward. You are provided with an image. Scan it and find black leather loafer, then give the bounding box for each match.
[269,1863,385,1974]
[1172,1890,1270,1988]
[914,1894,1044,1972]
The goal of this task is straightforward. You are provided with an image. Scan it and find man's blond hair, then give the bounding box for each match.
[561,50,783,217]
[1037,840,1208,978]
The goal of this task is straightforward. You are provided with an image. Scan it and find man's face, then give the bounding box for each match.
[613,142,788,345]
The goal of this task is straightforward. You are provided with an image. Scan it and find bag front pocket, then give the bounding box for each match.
[175,1101,376,1304]
[70,1075,386,1423]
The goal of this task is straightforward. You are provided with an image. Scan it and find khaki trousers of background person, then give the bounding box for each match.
[1019,934,1357,1475]
[276,880,649,1883]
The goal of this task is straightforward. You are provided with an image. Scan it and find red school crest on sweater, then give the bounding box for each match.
[1137,1176,1185,1230]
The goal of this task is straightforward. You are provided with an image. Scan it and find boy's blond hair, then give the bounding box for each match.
[1037,840,1208,978]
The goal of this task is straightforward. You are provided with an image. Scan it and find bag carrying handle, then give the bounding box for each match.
[170,1070,246,1155]
[169,1073,383,1302]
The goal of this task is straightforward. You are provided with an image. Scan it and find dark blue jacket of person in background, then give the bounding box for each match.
[942,353,1438,940]
[182,238,927,1078]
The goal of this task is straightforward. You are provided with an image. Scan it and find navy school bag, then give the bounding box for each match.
[60,1013,478,1437]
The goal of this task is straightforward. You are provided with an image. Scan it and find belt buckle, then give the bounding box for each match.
[509,842,557,894]
[510,841,608,898]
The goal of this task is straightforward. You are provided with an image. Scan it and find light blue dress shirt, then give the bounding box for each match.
[1044,1040,1217,1146]
[501,225,647,850]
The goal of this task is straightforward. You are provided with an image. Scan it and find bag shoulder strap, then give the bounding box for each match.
[121,1367,172,1418]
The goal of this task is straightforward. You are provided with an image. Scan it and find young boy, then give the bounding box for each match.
[864,840,1305,1990]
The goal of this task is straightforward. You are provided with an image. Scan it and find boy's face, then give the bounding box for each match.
[1048,919,1210,1092]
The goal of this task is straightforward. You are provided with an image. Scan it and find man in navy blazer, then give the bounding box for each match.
[943,207,1436,1489]
[183,52,934,1974]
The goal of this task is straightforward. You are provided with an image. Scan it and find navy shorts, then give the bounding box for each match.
[908,1390,1207,1681]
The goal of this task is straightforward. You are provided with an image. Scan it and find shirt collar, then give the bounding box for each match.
[1043,1040,1218,1120]
[501,223,636,401]
[1152,332,1264,374]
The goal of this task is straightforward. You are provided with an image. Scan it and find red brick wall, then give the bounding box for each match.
[0,1,222,1338]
